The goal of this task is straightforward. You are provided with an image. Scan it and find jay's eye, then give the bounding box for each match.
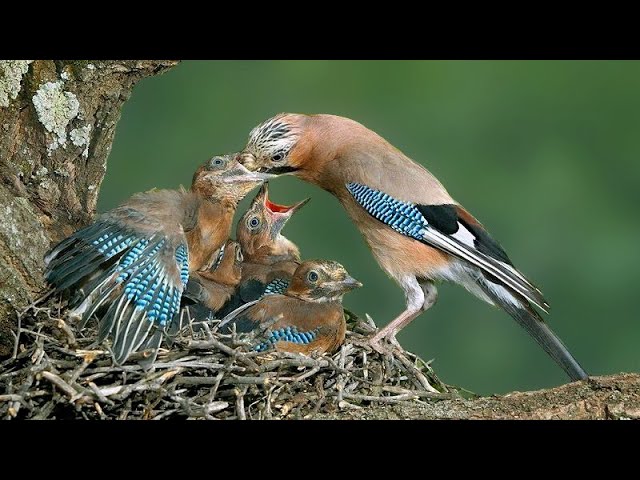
[307,271,319,283]
[247,216,261,229]
[272,153,284,162]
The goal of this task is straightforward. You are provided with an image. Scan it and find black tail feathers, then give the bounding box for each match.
[499,298,588,381]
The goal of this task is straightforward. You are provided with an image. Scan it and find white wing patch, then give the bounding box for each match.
[450,222,476,247]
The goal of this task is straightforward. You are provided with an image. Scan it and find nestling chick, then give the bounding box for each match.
[179,240,244,325]
[221,260,362,355]
[44,154,273,366]
[217,182,308,317]
[238,113,588,381]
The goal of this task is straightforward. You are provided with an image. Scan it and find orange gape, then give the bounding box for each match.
[216,182,308,319]
[237,112,588,382]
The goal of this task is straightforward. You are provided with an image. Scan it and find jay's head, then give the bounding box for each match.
[238,113,311,177]
[239,113,367,188]
[236,182,308,262]
[286,260,362,303]
[192,154,275,203]
[204,239,244,287]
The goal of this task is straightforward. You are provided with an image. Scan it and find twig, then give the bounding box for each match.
[223,374,275,386]
[394,349,439,393]
[235,386,248,420]
[188,337,259,370]
[40,371,79,399]
[341,392,419,404]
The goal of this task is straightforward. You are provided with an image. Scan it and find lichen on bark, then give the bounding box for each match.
[0,60,32,107]
[31,80,80,153]
[0,60,178,356]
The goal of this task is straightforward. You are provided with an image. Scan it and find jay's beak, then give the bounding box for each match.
[238,152,299,176]
[253,182,309,237]
[330,275,363,293]
[267,196,310,217]
[223,162,276,183]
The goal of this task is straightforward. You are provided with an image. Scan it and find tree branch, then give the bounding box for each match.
[314,373,640,419]
[0,60,178,356]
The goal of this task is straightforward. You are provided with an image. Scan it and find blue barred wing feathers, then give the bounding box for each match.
[44,190,193,364]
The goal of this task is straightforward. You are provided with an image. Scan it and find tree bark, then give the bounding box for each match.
[317,373,640,420]
[1,60,637,419]
[0,60,178,356]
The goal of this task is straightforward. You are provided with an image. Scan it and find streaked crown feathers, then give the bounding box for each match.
[246,114,300,160]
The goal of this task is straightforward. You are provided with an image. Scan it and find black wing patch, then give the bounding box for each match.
[416,204,458,234]
[239,279,267,304]
[219,312,259,334]
[417,204,513,266]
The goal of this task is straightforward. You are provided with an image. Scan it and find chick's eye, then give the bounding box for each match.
[272,153,283,162]
[307,271,319,283]
[248,216,261,229]
[211,157,225,168]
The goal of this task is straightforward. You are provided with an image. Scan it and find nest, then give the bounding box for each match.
[0,299,460,420]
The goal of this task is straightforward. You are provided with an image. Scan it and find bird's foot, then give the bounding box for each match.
[368,332,403,355]
[368,338,387,355]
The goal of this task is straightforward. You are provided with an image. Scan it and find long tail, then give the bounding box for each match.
[479,282,588,381]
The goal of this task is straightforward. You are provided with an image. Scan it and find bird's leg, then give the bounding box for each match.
[369,276,437,353]
[369,308,421,353]
[388,281,438,349]
[369,279,438,352]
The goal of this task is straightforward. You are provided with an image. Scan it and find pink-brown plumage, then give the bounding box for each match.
[238,113,588,381]
[222,260,361,355]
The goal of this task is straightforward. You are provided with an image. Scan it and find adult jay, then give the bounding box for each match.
[237,113,588,381]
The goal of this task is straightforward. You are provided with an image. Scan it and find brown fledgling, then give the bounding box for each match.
[184,240,244,313]
[218,182,308,317]
[221,260,361,355]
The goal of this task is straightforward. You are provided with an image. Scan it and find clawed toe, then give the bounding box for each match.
[368,338,387,354]
[368,334,403,355]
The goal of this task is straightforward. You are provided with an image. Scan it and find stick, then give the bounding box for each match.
[235,386,248,420]
[40,371,78,399]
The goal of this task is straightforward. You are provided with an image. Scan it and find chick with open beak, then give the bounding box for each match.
[216,182,309,317]
[221,260,362,355]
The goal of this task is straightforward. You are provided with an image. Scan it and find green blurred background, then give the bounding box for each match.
[100,61,640,395]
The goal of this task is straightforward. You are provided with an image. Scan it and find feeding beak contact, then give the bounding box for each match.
[223,163,276,184]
